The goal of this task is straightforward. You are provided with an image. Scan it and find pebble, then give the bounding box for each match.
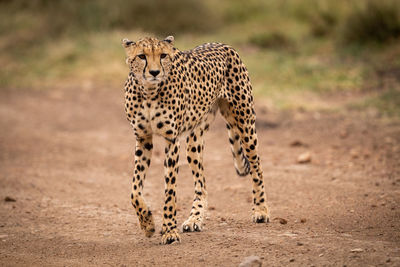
[350,248,364,253]
[279,218,288,224]
[273,217,288,224]
[239,256,262,267]
[4,196,16,202]
[297,152,312,164]
[350,149,359,158]
[290,140,304,147]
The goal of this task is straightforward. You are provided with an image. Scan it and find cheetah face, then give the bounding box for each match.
[122,36,175,89]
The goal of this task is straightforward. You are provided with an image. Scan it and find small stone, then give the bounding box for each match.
[340,130,348,138]
[239,256,262,267]
[350,248,364,253]
[297,152,311,164]
[297,242,303,246]
[209,206,216,210]
[274,217,288,224]
[290,140,304,147]
[4,196,16,202]
[300,218,307,223]
[350,149,359,158]
[289,258,295,262]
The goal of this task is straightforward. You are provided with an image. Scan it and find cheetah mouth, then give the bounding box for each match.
[143,77,161,83]
[142,78,163,89]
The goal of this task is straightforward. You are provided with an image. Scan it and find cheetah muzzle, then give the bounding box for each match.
[122,36,270,245]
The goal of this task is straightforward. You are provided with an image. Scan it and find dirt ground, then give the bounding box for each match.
[0,87,399,266]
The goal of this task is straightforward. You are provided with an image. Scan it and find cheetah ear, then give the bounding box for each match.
[163,36,174,45]
[122,38,137,58]
[122,38,135,48]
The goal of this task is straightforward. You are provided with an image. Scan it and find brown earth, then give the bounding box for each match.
[0,87,399,266]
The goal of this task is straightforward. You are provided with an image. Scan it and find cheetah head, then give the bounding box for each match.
[122,36,175,89]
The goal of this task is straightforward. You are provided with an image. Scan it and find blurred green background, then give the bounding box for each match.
[1,0,399,116]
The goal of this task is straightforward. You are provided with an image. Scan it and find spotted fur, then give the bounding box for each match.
[122,36,269,245]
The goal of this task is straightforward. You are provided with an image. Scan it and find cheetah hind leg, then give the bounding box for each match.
[240,123,270,223]
[226,124,251,176]
[218,99,269,223]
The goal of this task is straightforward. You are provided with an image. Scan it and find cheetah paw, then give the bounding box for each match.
[139,216,155,238]
[161,229,181,245]
[252,206,270,223]
[182,217,203,232]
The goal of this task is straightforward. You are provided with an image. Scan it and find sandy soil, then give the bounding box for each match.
[0,87,399,266]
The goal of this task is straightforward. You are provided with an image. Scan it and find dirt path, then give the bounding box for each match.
[0,88,399,266]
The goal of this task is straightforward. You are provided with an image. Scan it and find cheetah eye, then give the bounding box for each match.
[160,53,167,59]
[138,54,146,60]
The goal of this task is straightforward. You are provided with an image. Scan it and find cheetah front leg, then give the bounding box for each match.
[161,138,181,244]
[182,129,207,232]
[130,136,155,237]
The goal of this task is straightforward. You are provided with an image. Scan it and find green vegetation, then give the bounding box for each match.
[341,0,400,45]
[362,89,400,117]
[249,32,294,50]
[0,0,399,117]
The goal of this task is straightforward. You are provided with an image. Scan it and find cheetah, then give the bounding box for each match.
[122,36,269,244]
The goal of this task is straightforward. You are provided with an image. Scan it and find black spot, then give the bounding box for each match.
[157,122,163,129]
[135,149,143,157]
[144,143,153,150]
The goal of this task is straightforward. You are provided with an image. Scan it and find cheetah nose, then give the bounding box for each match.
[149,70,160,77]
